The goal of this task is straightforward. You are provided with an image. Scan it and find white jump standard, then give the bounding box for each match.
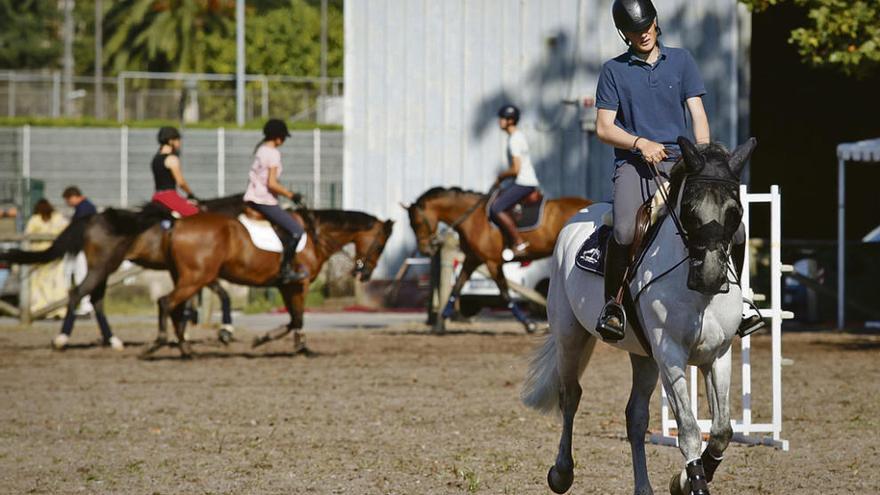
[651,185,792,451]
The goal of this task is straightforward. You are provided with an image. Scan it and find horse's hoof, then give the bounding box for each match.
[669,470,687,495]
[432,318,446,334]
[52,334,69,350]
[218,326,234,345]
[108,336,125,351]
[179,341,194,358]
[547,465,574,494]
[525,321,538,334]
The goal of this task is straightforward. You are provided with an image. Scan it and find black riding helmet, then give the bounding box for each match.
[157,126,181,145]
[263,118,291,141]
[497,104,520,124]
[612,0,659,39]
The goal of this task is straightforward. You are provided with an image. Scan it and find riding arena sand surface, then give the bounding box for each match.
[0,315,878,494]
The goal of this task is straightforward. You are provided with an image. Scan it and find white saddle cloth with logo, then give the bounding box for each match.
[237,214,307,254]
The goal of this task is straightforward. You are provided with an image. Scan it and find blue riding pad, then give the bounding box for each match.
[575,224,613,275]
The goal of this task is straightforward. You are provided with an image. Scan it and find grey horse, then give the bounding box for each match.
[523,136,757,495]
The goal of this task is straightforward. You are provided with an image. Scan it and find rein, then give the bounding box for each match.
[298,207,383,271]
[415,187,496,247]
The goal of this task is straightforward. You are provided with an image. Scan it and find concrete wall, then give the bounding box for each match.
[0,127,344,212]
[345,0,750,278]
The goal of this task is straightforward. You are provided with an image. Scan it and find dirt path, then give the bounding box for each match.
[0,318,878,494]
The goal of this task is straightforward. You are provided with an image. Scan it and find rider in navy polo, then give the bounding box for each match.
[593,0,762,341]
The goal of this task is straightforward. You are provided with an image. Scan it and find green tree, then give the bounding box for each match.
[741,0,880,77]
[0,0,61,69]
[103,0,235,74]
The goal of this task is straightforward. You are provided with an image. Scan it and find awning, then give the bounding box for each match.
[837,138,880,162]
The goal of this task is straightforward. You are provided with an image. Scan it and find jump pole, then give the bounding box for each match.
[650,185,792,451]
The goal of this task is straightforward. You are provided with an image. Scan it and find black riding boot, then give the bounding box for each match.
[595,239,630,341]
[732,241,765,337]
[277,234,309,284]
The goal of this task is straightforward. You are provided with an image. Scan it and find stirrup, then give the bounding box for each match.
[596,300,626,342]
[737,299,766,337]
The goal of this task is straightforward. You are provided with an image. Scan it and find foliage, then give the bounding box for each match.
[98,0,343,77]
[0,0,61,69]
[104,0,236,74]
[741,0,880,77]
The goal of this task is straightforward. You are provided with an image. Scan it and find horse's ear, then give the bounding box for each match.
[728,137,757,178]
[677,136,704,174]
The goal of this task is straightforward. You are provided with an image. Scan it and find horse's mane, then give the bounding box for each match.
[201,193,246,216]
[414,186,484,207]
[102,202,173,237]
[305,209,381,231]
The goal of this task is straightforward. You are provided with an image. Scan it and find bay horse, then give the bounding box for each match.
[403,187,591,333]
[0,195,245,347]
[146,208,394,358]
[522,137,757,495]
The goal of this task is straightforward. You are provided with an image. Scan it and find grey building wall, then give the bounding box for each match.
[345,0,750,278]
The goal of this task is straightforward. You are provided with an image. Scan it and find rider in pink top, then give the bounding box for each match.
[244,145,283,205]
[244,119,308,284]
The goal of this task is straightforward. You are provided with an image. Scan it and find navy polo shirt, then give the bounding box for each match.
[595,44,706,164]
[73,198,97,219]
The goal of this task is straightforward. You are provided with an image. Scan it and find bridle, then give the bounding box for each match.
[296,203,386,276]
[412,187,497,249]
[634,157,745,297]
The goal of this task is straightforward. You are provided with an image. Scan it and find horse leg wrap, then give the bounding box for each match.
[508,302,530,324]
[686,459,710,495]
[441,296,457,319]
[700,449,724,483]
[220,296,232,325]
[95,312,113,342]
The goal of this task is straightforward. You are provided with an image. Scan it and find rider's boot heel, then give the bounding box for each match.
[277,235,309,284]
[595,240,630,342]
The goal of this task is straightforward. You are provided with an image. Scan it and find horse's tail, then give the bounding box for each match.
[0,217,88,265]
[521,330,561,415]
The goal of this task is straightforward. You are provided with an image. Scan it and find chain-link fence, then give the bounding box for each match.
[0,70,343,124]
[0,126,343,216]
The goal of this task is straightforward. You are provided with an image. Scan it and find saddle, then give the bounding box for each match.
[489,189,546,232]
[243,206,267,221]
[575,199,656,275]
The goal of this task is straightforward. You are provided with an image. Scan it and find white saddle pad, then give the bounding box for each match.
[237,214,307,253]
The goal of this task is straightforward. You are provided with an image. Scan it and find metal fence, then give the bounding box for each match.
[0,70,343,124]
[0,126,343,214]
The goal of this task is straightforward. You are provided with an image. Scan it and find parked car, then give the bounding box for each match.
[458,257,552,318]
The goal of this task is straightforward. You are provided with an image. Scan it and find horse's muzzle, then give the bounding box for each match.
[687,250,730,295]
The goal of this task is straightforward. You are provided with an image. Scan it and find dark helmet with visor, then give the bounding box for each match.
[263,118,291,140]
[497,104,521,124]
[612,0,657,34]
[157,126,181,145]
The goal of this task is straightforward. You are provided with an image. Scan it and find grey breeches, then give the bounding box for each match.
[612,160,675,245]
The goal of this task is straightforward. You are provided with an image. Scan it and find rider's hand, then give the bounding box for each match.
[291,192,303,204]
[186,192,199,202]
[636,138,667,165]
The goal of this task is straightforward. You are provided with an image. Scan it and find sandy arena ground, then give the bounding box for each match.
[0,313,878,494]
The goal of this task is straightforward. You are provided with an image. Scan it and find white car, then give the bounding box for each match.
[458,257,553,318]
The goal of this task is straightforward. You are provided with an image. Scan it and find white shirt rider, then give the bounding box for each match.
[507,130,539,187]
